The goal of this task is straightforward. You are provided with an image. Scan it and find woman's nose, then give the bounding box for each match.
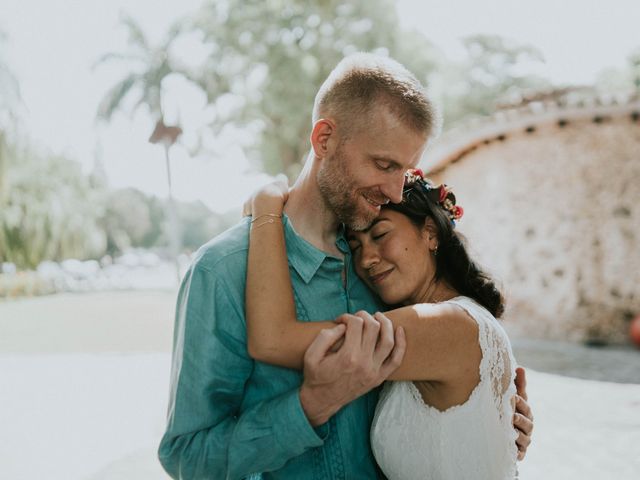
[359,242,380,270]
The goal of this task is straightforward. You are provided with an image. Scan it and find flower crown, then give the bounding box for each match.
[404,169,464,225]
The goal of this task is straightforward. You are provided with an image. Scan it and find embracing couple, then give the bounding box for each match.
[158,53,533,479]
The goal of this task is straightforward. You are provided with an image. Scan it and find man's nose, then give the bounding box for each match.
[381,171,405,204]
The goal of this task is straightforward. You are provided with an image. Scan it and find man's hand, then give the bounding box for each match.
[299,311,406,426]
[513,367,534,460]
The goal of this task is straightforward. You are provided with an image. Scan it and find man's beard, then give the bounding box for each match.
[317,147,379,231]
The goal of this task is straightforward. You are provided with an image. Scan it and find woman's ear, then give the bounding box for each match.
[423,217,439,250]
[310,118,336,158]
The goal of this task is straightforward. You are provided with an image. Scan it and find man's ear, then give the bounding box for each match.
[423,217,439,249]
[310,118,336,158]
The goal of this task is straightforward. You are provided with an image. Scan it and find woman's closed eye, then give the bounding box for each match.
[372,231,388,240]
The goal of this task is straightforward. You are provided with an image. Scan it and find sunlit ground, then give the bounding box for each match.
[1,292,639,479]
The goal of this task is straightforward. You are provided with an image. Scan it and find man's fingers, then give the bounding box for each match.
[342,314,365,352]
[515,367,528,401]
[515,428,532,449]
[304,324,346,366]
[515,426,532,461]
[372,312,395,364]
[515,395,533,422]
[381,326,406,377]
[514,410,532,461]
[517,448,526,461]
[513,409,534,436]
[355,311,380,353]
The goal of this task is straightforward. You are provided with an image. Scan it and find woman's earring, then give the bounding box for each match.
[432,245,438,256]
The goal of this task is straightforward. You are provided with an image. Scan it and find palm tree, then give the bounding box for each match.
[0,29,21,203]
[0,29,23,265]
[95,14,192,280]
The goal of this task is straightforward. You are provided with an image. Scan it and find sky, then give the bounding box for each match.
[2,0,639,213]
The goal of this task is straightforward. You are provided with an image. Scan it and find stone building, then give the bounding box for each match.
[422,91,640,344]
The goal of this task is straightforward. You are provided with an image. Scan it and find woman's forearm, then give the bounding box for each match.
[246,200,335,369]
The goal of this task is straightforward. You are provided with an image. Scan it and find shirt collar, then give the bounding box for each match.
[283,215,346,284]
[335,223,351,255]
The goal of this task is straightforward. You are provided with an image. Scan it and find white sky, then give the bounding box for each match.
[2,0,639,213]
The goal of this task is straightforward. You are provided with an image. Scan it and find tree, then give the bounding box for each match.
[186,0,439,179]
[100,187,165,256]
[0,140,106,269]
[0,29,22,207]
[438,34,549,124]
[95,13,194,279]
[596,47,640,94]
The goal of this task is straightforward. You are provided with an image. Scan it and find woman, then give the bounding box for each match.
[244,169,518,479]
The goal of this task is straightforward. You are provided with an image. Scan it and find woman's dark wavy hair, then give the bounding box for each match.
[384,177,505,318]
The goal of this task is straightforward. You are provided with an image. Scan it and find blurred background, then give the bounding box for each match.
[1,0,639,478]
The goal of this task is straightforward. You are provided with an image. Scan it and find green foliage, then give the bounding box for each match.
[0,137,236,268]
[0,140,107,269]
[595,47,640,93]
[439,34,549,124]
[176,200,236,251]
[187,0,439,178]
[0,29,21,126]
[100,188,165,255]
[100,190,236,255]
[94,13,191,122]
[96,4,552,182]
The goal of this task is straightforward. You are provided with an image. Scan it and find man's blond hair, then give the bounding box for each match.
[312,53,439,139]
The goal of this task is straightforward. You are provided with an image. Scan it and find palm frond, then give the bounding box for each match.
[96,73,139,121]
[92,51,145,71]
[134,83,162,118]
[164,18,187,47]
[119,12,150,51]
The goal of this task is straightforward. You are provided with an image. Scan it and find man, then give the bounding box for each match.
[158,53,533,479]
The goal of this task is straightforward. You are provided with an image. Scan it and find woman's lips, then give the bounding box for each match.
[369,268,394,285]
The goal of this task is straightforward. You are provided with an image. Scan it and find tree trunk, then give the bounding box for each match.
[164,144,181,283]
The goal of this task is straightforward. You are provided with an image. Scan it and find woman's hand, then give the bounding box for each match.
[242,177,289,217]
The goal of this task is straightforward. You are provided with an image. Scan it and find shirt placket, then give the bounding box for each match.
[319,257,349,480]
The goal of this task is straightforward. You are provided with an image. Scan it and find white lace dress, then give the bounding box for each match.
[371,296,518,480]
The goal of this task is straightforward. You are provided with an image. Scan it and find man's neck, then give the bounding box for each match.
[284,160,343,256]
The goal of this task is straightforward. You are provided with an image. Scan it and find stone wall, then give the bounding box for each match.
[426,107,640,344]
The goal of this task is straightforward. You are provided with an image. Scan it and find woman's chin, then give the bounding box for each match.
[378,290,404,307]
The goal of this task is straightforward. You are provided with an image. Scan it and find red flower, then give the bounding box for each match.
[453,206,464,219]
[438,185,448,202]
[412,168,424,178]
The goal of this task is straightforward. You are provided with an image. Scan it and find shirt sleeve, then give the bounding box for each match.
[158,261,325,479]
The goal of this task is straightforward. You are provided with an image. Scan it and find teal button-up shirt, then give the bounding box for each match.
[158,216,383,479]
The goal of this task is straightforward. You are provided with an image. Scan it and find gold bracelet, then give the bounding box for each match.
[251,218,281,229]
[250,213,282,224]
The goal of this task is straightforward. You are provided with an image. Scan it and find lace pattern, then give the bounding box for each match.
[371,296,518,480]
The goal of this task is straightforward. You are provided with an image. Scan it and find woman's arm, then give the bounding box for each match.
[381,303,480,381]
[245,183,337,370]
[245,184,481,380]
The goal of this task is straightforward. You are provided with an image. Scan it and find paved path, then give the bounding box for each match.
[1,352,638,480]
[511,337,640,384]
[1,292,639,479]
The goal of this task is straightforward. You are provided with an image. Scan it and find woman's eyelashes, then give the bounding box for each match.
[372,231,388,240]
